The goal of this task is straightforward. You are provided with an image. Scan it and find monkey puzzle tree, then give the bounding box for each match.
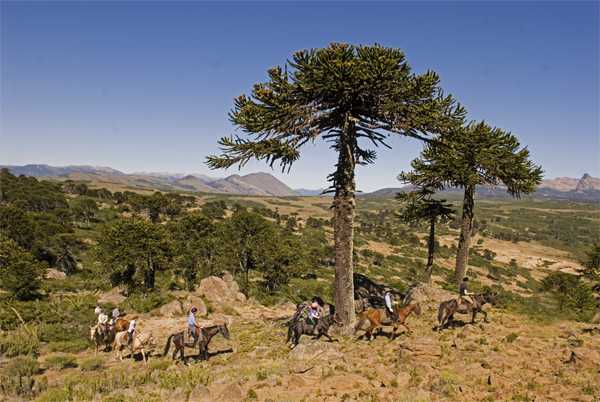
[396,187,454,281]
[404,121,543,285]
[207,43,464,332]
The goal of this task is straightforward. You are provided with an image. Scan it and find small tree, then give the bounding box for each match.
[207,43,464,333]
[71,197,98,227]
[582,243,600,282]
[96,219,170,292]
[404,121,542,285]
[0,237,44,300]
[396,187,453,281]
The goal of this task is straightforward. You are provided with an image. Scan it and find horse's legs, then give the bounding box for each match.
[141,348,147,364]
[471,310,477,324]
[482,309,489,323]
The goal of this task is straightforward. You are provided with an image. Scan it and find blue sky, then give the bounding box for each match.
[1,1,598,191]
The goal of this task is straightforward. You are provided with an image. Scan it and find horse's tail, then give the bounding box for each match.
[163,334,174,357]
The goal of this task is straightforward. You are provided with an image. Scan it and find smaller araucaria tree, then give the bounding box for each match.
[396,186,453,281]
[403,121,543,284]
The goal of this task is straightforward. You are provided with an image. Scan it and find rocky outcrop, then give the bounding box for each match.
[156,295,208,317]
[575,173,600,192]
[196,274,246,308]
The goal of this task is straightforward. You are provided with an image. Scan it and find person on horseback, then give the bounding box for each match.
[127,319,136,345]
[384,289,398,321]
[95,306,109,334]
[187,307,203,346]
[459,277,475,307]
[111,307,120,326]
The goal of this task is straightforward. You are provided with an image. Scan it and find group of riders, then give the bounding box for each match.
[292,276,477,329]
[92,276,479,355]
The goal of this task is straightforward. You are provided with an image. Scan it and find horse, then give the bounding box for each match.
[163,324,230,363]
[437,291,497,331]
[114,318,130,332]
[286,309,341,348]
[89,324,115,354]
[354,302,422,340]
[113,331,155,364]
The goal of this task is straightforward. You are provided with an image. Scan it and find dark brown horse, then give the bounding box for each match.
[437,292,497,331]
[286,312,341,348]
[163,324,230,363]
[355,302,422,340]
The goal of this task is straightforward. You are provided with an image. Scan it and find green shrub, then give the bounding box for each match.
[504,333,519,343]
[0,356,40,397]
[35,388,70,402]
[47,338,90,353]
[79,356,104,371]
[122,291,173,313]
[44,353,77,370]
[0,325,40,357]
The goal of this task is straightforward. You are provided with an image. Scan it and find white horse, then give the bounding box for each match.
[90,324,114,355]
[112,331,155,364]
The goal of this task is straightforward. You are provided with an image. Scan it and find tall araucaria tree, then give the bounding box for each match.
[396,187,454,282]
[206,43,464,333]
[403,121,543,285]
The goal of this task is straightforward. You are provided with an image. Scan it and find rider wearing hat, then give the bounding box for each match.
[187,307,202,346]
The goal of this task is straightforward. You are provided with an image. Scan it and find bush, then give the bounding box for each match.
[0,237,44,300]
[44,353,77,370]
[0,355,40,397]
[47,339,90,353]
[0,325,40,357]
[79,356,104,371]
[122,291,173,313]
[35,388,70,402]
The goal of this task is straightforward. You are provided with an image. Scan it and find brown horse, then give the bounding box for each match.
[114,318,130,332]
[163,324,230,363]
[437,292,497,331]
[355,302,422,340]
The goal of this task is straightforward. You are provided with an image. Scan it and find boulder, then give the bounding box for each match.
[188,384,212,402]
[183,295,208,317]
[289,341,342,361]
[217,382,244,402]
[97,287,127,305]
[45,269,66,280]
[158,300,184,317]
[196,276,246,309]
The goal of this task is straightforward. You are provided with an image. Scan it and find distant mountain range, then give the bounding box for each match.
[2,164,599,201]
[0,164,297,197]
[363,173,600,202]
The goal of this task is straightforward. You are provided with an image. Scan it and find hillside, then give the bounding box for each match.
[0,171,599,401]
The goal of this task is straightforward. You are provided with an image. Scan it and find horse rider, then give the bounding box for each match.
[187,307,203,346]
[111,307,120,326]
[384,289,398,321]
[127,319,136,345]
[95,306,109,334]
[459,277,475,307]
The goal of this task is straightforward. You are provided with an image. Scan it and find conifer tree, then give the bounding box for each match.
[207,43,464,332]
[403,121,543,285]
[396,187,453,281]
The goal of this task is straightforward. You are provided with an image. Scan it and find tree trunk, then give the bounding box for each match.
[426,216,435,282]
[332,116,357,335]
[145,254,155,290]
[455,184,475,285]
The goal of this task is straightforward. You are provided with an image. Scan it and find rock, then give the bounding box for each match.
[97,287,127,305]
[45,268,66,280]
[235,292,247,303]
[592,310,600,324]
[290,342,342,361]
[188,384,212,402]
[287,375,308,389]
[222,271,234,283]
[217,382,244,401]
[395,372,411,388]
[183,295,208,317]
[158,300,184,317]
[197,276,234,304]
[163,387,187,402]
